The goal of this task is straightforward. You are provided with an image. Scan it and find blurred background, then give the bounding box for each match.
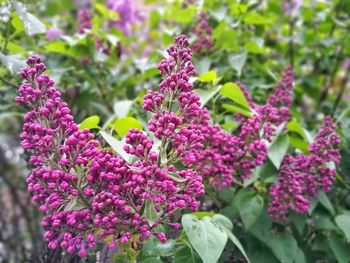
[0,0,349,262]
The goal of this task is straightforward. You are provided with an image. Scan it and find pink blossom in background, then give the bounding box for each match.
[192,12,213,54]
[46,27,63,40]
[106,0,145,36]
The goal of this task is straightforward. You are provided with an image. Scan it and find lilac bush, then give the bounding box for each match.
[15,33,342,259]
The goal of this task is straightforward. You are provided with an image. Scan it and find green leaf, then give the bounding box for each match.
[228,51,247,77]
[254,159,278,184]
[315,213,337,230]
[335,214,350,241]
[182,215,228,263]
[243,12,269,25]
[165,171,187,183]
[329,234,350,263]
[113,117,142,138]
[0,53,26,73]
[44,41,67,54]
[268,234,298,263]
[268,134,290,169]
[230,3,248,15]
[13,2,45,35]
[170,6,196,24]
[141,258,163,263]
[237,193,264,230]
[155,239,176,257]
[6,42,26,53]
[174,245,201,263]
[11,13,25,31]
[294,248,306,263]
[143,199,158,227]
[318,191,335,215]
[287,121,305,138]
[79,115,100,130]
[225,229,251,263]
[244,41,263,54]
[95,3,120,20]
[64,197,85,211]
[247,241,279,263]
[194,85,222,107]
[223,103,253,118]
[142,237,175,257]
[192,212,215,219]
[210,6,227,21]
[66,45,90,59]
[289,135,308,154]
[218,187,235,204]
[249,211,272,243]
[113,100,134,118]
[221,82,250,110]
[215,28,238,51]
[212,214,233,230]
[99,131,131,162]
[290,213,307,234]
[198,70,217,83]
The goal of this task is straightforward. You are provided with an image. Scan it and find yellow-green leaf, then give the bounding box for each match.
[198,70,217,83]
[221,82,250,109]
[113,117,142,138]
[79,115,100,130]
[243,12,269,25]
[223,104,253,118]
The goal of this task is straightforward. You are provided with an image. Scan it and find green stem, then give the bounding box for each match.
[289,17,295,68]
[0,76,17,88]
[2,18,11,53]
[332,65,349,114]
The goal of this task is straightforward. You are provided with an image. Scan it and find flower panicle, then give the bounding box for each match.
[268,116,340,221]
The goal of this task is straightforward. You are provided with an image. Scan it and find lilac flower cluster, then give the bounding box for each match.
[189,68,294,189]
[106,0,144,36]
[268,117,340,221]
[143,35,206,169]
[16,36,205,256]
[192,12,213,54]
[267,66,294,124]
[77,8,92,33]
[17,56,99,255]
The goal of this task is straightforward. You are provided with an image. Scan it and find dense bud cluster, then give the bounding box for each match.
[16,36,205,256]
[268,117,340,221]
[188,67,294,188]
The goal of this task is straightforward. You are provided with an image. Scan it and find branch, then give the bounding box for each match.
[0,76,18,89]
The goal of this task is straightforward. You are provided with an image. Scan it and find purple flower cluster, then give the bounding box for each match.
[189,68,294,189]
[77,8,92,33]
[142,36,206,168]
[267,66,294,124]
[16,36,205,256]
[106,0,144,36]
[268,117,340,221]
[190,115,268,188]
[192,12,213,54]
